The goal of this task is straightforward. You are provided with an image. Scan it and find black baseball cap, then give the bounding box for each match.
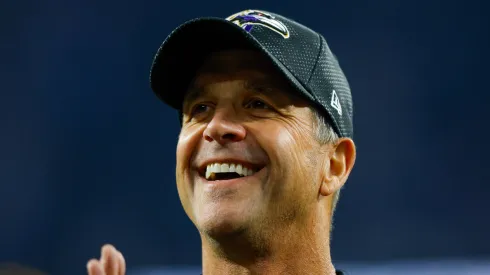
[149,9,354,138]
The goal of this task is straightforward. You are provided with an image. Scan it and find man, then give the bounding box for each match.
[87,9,356,275]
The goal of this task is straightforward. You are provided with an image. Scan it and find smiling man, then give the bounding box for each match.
[87,9,356,275]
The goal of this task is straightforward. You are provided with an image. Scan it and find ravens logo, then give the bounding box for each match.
[226,10,290,39]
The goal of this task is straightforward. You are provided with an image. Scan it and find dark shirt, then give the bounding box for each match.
[201,270,344,274]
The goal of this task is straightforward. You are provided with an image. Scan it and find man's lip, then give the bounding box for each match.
[195,158,266,177]
[196,166,268,186]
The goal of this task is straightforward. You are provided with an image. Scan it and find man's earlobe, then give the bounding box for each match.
[320,177,338,197]
[319,138,356,197]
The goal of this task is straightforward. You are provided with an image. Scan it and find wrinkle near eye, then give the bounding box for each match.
[272,107,316,142]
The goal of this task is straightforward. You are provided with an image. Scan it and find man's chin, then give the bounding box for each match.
[196,211,250,239]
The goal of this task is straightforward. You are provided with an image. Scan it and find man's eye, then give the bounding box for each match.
[245,99,270,109]
[191,104,210,116]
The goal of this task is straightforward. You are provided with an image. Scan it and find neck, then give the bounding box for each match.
[200,207,336,275]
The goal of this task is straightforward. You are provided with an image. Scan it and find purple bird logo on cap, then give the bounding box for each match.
[226,10,290,39]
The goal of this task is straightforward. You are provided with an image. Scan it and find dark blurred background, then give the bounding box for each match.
[1,0,489,274]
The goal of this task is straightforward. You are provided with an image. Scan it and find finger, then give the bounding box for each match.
[87,259,104,275]
[101,244,119,275]
[117,251,126,275]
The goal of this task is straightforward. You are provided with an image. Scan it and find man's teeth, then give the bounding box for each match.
[205,163,255,180]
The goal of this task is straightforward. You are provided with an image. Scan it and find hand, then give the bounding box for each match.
[87,244,126,275]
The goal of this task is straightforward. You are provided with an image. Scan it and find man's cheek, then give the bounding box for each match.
[176,127,202,165]
[175,145,187,173]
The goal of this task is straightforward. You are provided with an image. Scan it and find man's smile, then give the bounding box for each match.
[196,158,267,183]
[194,165,269,189]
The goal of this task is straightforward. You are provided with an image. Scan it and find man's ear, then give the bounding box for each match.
[320,138,356,197]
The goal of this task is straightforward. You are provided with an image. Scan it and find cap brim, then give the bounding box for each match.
[149,17,315,111]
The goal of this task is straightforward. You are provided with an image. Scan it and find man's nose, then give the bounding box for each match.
[203,108,246,145]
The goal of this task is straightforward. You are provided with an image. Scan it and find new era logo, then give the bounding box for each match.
[330,90,342,116]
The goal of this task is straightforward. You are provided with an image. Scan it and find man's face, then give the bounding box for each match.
[175,50,330,237]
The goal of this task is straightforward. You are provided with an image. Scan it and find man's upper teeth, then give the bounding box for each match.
[205,163,254,179]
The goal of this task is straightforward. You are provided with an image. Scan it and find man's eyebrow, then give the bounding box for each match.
[182,77,295,110]
[244,79,294,100]
[184,79,276,104]
[182,86,205,109]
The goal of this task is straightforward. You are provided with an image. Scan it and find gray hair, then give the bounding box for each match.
[310,108,342,215]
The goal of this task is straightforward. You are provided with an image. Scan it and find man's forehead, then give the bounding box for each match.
[181,49,303,106]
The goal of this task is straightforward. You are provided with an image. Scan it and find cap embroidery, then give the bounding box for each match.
[226,10,290,39]
[331,90,342,116]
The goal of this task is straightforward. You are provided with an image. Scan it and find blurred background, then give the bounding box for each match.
[1,0,489,274]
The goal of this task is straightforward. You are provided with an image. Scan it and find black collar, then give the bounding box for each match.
[200,270,344,274]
